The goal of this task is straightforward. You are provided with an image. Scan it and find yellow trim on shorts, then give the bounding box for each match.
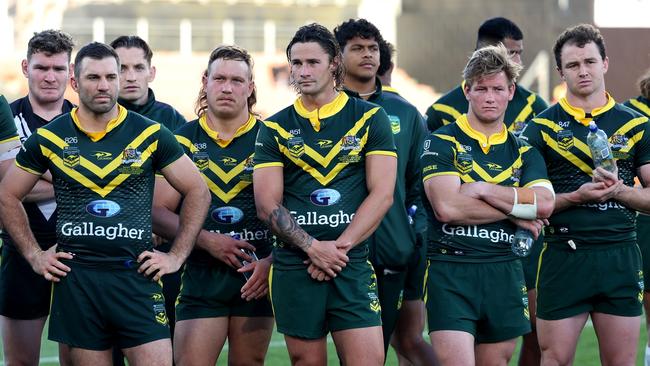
[423,260,430,304]
[268,264,276,317]
[535,243,548,290]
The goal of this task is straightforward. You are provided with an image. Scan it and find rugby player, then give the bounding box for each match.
[623,71,650,366]
[0,42,209,366]
[0,95,19,155]
[521,24,650,366]
[254,23,397,365]
[422,44,554,365]
[0,30,74,366]
[152,45,274,365]
[333,19,430,361]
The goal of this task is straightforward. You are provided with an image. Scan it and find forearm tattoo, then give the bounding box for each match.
[266,205,313,251]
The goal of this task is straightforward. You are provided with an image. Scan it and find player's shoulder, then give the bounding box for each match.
[174,118,199,135]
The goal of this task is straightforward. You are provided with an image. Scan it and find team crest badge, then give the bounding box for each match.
[192,152,209,171]
[454,152,473,174]
[62,146,80,168]
[511,167,522,183]
[556,129,574,151]
[287,137,304,158]
[511,121,526,136]
[610,134,629,149]
[389,115,401,134]
[122,148,142,164]
[341,135,361,151]
[153,304,168,325]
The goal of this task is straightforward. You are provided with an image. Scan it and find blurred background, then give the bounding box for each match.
[1,0,649,119]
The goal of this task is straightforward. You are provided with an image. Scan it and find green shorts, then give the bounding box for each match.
[403,236,427,301]
[520,236,544,290]
[270,260,381,339]
[425,260,530,343]
[536,242,643,320]
[49,264,171,350]
[0,245,52,319]
[374,264,408,352]
[176,262,273,321]
[637,214,650,292]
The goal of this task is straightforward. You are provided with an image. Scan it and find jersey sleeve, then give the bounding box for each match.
[424,105,442,132]
[15,132,47,175]
[153,125,184,170]
[0,95,19,151]
[633,117,650,167]
[421,133,458,182]
[405,114,427,234]
[519,143,551,187]
[170,110,188,131]
[531,95,549,118]
[519,118,546,156]
[365,107,397,157]
[254,121,284,169]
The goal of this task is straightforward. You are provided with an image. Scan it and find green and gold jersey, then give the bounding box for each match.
[255,92,396,268]
[425,82,548,134]
[0,95,19,154]
[521,95,650,246]
[175,114,273,265]
[119,88,187,132]
[16,105,184,265]
[625,96,650,118]
[345,80,427,268]
[422,115,550,262]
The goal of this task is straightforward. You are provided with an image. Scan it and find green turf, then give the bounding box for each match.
[0,319,647,365]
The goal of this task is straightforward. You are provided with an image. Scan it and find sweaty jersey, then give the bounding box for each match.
[175,114,273,265]
[254,92,396,269]
[422,115,550,262]
[16,105,183,265]
[521,95,650,246]
[119,88,186,132]
[345,80,427,268]
[0,96,75,249]
[0,95,19,154]
[425,82,548,134]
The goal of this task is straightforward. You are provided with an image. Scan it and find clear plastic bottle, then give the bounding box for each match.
[512,227,534,257]
[586,121,616,172]
[407,205,417,225]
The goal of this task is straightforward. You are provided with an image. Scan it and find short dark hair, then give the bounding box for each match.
[333,18,385,50]
[476,17,523,49]
[378,40,395,77]
[109,35,153,65]
[286,23,344,89]
[27,30,74,61]
[553,24,606,69]
[74,42,119,78]
[639,70,650,100]
[195,45,257,117]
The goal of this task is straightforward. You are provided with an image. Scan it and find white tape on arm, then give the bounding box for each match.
[509,187,537,219]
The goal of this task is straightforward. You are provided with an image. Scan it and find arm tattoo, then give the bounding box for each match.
[266,205,313,251]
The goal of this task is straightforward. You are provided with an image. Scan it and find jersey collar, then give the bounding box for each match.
[381,85,400,95]
[293,92,348,132]
[456,114,508,154]
[71,104,128,142]
[559,92,616,126]
[199,113,256,148]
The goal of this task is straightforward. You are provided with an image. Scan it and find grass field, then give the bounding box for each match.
[0,319,648,365]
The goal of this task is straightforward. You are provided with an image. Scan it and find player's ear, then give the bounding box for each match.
[148,65,156,83]
[21,59,29,78]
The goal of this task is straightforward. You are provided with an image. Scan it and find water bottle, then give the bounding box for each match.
[586,121,616,172]
[511,227,534,257]
[407,205,417,225]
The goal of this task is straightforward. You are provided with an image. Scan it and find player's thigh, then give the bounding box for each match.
[68,347,113,366]
[173,317,228,366]
[331,326,384,366]
[0,315,47,365]
[591,312,640,366]
[284,335,328,366]
[429,330,475,366]
[536,313,588,365]
[475,338,517,366]
[123,338,172,366]
[227,316,274,366]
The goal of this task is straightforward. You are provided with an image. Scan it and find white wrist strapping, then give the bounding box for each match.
[509,187,537,219]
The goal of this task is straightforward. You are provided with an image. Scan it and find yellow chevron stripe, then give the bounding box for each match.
[38,124,161,179]
[620,131,645,153]
[204,179,251,203]
[433,134,465,152]
[175,135,199,153]
[206,154,253,184]
[612,116,648,137]
[630,99,650,118]
[433,103,462,121]
[541,131,592,175]
[531,118,562,133]
[532,119,591,157]
[514,93,537,122]
[264,108,381,168]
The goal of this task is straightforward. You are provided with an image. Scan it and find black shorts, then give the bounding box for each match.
[0,245,52,319]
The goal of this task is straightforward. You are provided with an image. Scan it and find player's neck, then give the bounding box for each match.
[300,87,338,111]
[466,111,504,136]
[565,88,608,113]
[28,93,65,122]
[344,76,376,100]
[206,108,249,140]
[76,104,119,132]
